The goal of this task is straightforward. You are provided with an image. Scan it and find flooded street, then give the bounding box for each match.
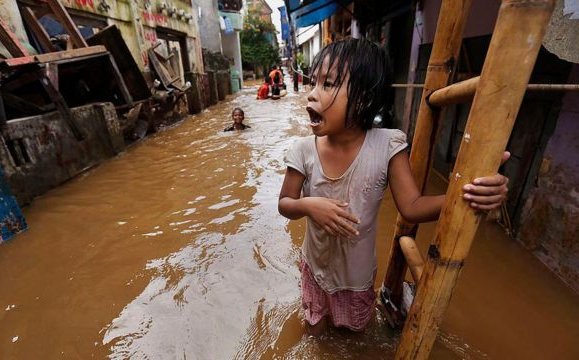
[1,84,579,359]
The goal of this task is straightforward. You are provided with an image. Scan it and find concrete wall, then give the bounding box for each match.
[518,65,579,293]
[192,0,223,53]
[0,103,124,205]
[221,31,243,87]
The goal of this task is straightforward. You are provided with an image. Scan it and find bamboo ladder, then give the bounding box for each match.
[377,0,558,358]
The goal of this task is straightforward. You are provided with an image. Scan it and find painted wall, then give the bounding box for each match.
[191,0,223,53]
[518,65,579,293]
[221,30,242,84]
[13,0,205,74]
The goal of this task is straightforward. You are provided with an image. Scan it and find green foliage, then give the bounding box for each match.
[240,9,280,71]
[296,52,305,69]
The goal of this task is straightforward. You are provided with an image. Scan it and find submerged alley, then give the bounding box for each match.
[1,0,579,358]
[1,86,579,359]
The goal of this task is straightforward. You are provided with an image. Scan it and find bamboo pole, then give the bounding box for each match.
[391,83,425,88]
[380,0,472,325]
[426,77,579,107]
[526,83,579,91]
[399,236,424,282]
[394,81,579,90]
[427,76,478,107]
[395,1,556,358]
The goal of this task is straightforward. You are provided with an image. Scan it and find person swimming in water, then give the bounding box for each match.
[224,108,251,131]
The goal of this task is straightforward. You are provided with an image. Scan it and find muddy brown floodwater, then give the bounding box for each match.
[1,84,579,359]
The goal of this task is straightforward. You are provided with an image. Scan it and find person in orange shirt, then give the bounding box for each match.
[269,66,283,86]
[256,76,270,100]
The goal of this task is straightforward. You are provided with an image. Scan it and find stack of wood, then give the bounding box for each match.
[0,0,150,141]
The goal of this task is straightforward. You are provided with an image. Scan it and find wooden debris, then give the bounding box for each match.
[21,6,57,53]
[0,17,30,57]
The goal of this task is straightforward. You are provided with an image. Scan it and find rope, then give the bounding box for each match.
[289,63,310,79]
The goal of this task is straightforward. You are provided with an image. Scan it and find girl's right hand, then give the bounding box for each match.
[304,197,360,237]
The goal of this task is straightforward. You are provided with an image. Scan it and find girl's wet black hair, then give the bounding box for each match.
[310,39,392,130]
[232,107,244,117]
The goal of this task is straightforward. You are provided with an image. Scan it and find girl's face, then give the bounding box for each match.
[306,57,349,137]
[232,110,244,124]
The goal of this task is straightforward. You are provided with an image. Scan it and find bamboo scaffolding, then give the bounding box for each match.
[380,0,472,326]
[426,77,579,107]
[395,0,556,358]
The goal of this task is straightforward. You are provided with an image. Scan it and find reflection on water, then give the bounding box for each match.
[1,84,578,359]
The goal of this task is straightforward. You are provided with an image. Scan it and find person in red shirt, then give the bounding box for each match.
[256,76,270,100]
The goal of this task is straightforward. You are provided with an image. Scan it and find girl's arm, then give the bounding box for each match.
[388,151,443,223]
[278,167,360,237]
[278,167,309,220]
[388,151,509,223]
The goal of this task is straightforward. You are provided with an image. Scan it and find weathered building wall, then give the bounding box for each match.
[191,0,222,53]
[518,65,579,293]
[59,0,204,74]
[0,103,124,205]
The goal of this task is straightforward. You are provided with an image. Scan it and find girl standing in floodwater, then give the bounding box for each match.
[278,39,509,332]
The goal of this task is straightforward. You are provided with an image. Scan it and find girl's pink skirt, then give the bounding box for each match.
[300,261,376,331]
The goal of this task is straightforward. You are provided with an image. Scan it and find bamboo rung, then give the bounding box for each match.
[392,78,579,108]
[428,77,479,107]
[399,236,424,282]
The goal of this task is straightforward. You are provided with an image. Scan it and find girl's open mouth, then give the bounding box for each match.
[306,106,323,126]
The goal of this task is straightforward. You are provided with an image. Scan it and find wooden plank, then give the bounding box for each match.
[35,45,106,63]
[45,0,88,48]
[21,7,57,53]
[395,0,556,358]
[86,25,151,101]
[107,54,133,106]
[0,17,30,57]
[380,0,473,327]
[148,48,174,89]
[1,56,38,67]
[44,62,59,91]
[38,71,84,140]
[1,46,107,68]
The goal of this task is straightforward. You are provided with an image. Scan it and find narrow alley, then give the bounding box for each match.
[1,84,579,359]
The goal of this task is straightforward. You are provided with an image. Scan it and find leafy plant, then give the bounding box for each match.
[296,52,305,69]
[240,9,280,72]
